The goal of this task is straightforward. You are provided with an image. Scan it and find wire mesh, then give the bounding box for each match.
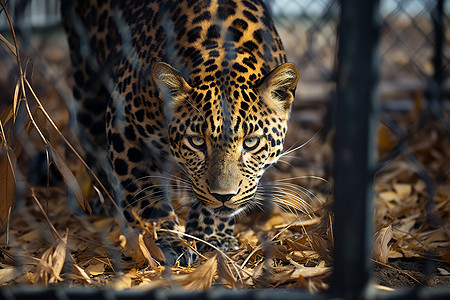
[0,0,449,298]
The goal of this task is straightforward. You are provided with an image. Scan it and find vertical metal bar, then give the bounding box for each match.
[429,0,445,118]
[432,0,444,90]
[332,0,380,299]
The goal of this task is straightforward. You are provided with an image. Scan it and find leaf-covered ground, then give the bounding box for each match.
[0,14,449,293]
[1,94,449,291]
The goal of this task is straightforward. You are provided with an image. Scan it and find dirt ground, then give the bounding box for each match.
[373,258,450,289]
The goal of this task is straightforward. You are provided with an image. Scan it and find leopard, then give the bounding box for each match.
[61,0,299,266]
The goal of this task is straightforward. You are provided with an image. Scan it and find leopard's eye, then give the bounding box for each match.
[243,136,260,151]
[188,136,206,149]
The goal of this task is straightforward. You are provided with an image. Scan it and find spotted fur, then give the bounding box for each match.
[62,0,299,265]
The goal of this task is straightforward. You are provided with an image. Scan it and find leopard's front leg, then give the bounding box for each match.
[185,202,239,253]
[106,104,196,266]
[109,150,196,265]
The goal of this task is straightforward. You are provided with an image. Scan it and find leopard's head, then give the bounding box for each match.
[153,61,299,216]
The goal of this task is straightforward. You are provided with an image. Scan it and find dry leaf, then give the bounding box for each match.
[48,145,91,213]
[118,234,127,248]
[0,32,17,56]
[388,249,405,259]
[378,191,398,202]
[291,265,331,278]
[437,268,450,276]
[273,218,320,230]
[0,268,18,285]
[32,238,67,285]
[374,284,396,292]
[92,218,115,233]
[393,183,412,199]
[0,104,14,126]
[49,238,67,284]
[0,144,16,224]
[12,81,20,123]
[121,225,157,267]
[86,262,105,276]
[373,225,393,263]
[398,247,421,258]
[217,252,236,287]
[271,265,331,288]
[34,246,58,284]
[177,254,218,290]
[419,228,448,245]
[138,233,157,268]
[108,273,133,290]
[285,237,311,251]
[18,229,41,243]
[142,232,165,263]
[396,213,420,233]
[72,264,92,284]
[135,278,171,290]
[378,123,395,152]
[309,234,333,261]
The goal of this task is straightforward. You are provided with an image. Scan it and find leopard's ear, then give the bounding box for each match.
[152,62,191,106]
[259,63,299,116]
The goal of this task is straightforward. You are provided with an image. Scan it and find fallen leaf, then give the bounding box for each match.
[138,233,157,268]
[437,268,450,276]
[217,252,236,287]
[291,265,331,278]
[393,183,412,199]
[378,123,395,152]
[396,213,420,233]
[0,32,17,56]
[85,262,105,276]
[34,246,59,284]
[17,229,41,243]
[48,145,91,213]
[0,144,16,224]
[142,232,165,263]
[108,273,133,290]
[373,225,393,263]
[309,234,333,261]
[177,254,218,290]
[72,264,92,285]
[374,284,396,291]
[0,268,18,285]
[378,191,398,202]
[49,237,67,284]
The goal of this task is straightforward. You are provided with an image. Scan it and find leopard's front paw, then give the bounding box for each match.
[157,236,198,266]
[197,233,239,253]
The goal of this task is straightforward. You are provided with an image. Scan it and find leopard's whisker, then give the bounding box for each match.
[270,184,316,203]
[273,175,329,184]
[280,130,320,157]
[266,191,312,213]
[160,170,193,185]
[257,192,307,213]
[125,188,192,209]
[128,184,190,202]
[134,196,167,215]
[255,185,315,214]
[130,175,191,186]
[255,194,295,215]
[274,158,296,168]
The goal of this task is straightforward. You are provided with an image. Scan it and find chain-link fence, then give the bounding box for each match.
[0,0,449,299]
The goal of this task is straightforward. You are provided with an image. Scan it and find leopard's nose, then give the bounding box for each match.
[211,193,236,203]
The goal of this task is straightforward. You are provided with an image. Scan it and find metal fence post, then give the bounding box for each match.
[332,0,380,299]
[429,0,447,124]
